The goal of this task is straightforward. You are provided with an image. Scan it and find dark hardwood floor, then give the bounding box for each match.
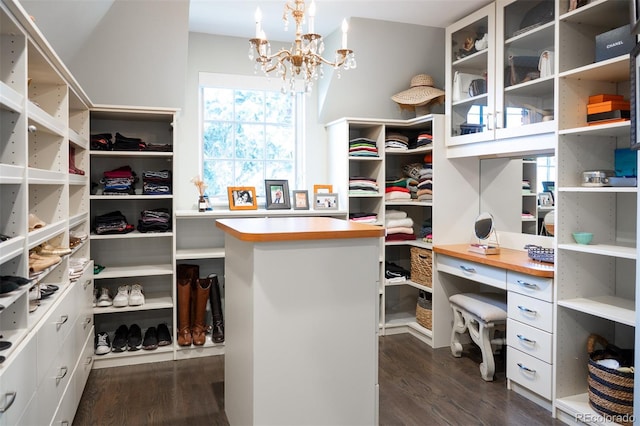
[73,334,562,425]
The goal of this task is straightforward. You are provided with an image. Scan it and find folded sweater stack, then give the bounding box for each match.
[385,133,409,150]
[385,177,417,201]
[349,176,379,195]
[385,210,416,242]
[349,212,378,223]
[349,137,378,157]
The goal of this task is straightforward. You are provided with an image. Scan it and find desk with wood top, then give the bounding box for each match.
[432,244,555,407]
[216,217,384,426]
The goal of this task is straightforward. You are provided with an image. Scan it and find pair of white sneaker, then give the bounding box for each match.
[113,284,145,307]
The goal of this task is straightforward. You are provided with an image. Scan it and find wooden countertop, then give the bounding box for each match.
[215,217,384,242]
[433,244,554,278]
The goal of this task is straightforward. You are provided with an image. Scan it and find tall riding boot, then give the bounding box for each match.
[192,278,211,346]
[208,274,225,343]
[177,264,199,346]
[177,278,192,346]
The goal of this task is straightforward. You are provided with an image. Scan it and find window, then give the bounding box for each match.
[199,73,304,202]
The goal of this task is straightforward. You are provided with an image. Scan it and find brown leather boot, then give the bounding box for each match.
[208,274,224,343]
[192,278,211,346]
[177,277,192,346]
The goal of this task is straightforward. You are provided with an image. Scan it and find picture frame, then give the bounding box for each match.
[292,190,309,210]
[314,193,339,210]
[313,184,333,194]
[630,40,640,150]
[264,179,291,210]
[227,186,258,210]
[538,192,553,207]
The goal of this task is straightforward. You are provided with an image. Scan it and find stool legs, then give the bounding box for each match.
[450,304,504,382]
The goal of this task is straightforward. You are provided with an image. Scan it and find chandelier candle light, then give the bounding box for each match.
[249,0,356,94]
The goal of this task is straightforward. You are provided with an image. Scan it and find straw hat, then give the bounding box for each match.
[391,74,445,110]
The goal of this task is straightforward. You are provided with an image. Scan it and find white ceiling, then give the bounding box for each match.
[188,0,493,42]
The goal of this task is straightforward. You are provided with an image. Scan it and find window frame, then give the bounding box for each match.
[198,72,305,206]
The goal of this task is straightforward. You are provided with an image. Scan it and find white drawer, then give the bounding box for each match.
[0,337,37,426]
[37,337,75,426]
[436,254,506,290]
[36,289,78,385]
[507,346,552,400]
[74,308,93,357]
[508,292,553,333]
[507,318,552,364]
[507,271,553,303]
[76,262,94,309]
[75,326,95,402]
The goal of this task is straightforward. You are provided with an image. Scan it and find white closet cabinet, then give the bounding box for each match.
[0,0,93,423]
[89,106,176,369]
[553,0,636,422]
[445,0,556,155]
[326,115,478,348]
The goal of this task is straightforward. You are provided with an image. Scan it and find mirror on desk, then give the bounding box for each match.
[479,155,555,237]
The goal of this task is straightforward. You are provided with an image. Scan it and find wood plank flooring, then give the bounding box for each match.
[73,334,562,425]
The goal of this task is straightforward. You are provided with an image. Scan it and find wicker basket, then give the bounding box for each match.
[410,247,432,288]
[416,291,432,330]
[587,334,634,426]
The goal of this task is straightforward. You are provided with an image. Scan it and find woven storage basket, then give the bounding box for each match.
[410,247,432,288]
[416,291,432,330]
[587,334,634,426]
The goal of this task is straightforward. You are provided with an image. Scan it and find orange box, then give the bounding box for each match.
[587,100,630,115]
[588,94,624,104]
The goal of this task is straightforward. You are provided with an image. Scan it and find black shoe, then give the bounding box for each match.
[112,324,128,352]
[156,323,172,346]
[127,324,142,351]
[0,280,19,295]
[142,327,158,350]
[94,332,111,355]
[1,275,32,286]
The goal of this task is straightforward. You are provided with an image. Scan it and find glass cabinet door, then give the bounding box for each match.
[495,0,556,138]
[446,3,496,145]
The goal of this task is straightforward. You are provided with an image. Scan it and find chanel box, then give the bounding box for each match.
[595,24,635,62]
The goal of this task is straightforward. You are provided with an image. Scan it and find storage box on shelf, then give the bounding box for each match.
[445,0,556,156]
[553,0,637,421]
[89,106,176,368]
[521,159,538,234]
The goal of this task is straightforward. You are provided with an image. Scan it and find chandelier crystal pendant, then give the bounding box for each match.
[248,0,356,94]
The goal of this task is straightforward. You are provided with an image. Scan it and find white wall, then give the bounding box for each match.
[21,0,190,108]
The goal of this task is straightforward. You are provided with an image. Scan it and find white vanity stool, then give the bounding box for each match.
[449,292,507,381]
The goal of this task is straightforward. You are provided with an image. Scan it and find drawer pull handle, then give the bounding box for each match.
[56,315,69,329]
[517,334,536,345]
[517,363,536,374]
[56,366,68,384]
[0,391,16,413]
[517,280,538,289]
[62,421,70,426]
[459,265,476,273]
[517,305,537,315]
[83,317,92,328]
[85,356,93,366]
[83,279,92,289]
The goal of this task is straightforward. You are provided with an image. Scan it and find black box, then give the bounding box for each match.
[595,24,636,62]
[587,110,630,122]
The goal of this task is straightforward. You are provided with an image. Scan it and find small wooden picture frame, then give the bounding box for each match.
[313,184,333,194]
[314,193,339,210]
[227,186,258,210]
[292,190,309,210]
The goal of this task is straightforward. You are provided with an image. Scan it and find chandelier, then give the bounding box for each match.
[248,0,356,94]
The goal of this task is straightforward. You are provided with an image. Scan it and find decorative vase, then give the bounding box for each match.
[198,195,206,212]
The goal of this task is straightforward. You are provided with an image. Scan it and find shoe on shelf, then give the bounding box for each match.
[127,324,142,351]
[94,332,111,355]
[128,283,145,306]
[142,326,158,350]
[96,287,113,307]
[0,279,19,295]
[157,323,172,346]
[112,285,130,308]
[28,213,46,231]
[111,324,128,352]
[38,243,72,256]
[1,275,32,286]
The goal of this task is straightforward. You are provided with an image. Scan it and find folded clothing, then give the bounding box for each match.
[94,211,135,235]
[138,208,172,233]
